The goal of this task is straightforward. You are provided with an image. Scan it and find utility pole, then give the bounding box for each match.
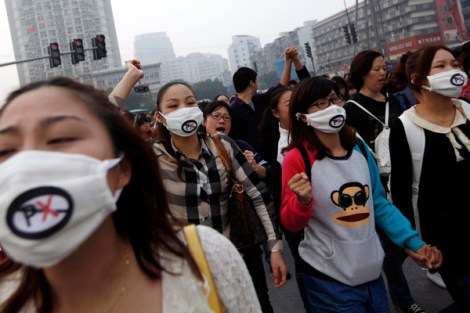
[0,56,50,68]
[0,35,106,68]
[364,0,371,49]
[353,0,359,55]
[369,0,389,60]
[0,48,99,68]
[343,0,358,47]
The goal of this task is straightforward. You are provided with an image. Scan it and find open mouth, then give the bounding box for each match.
[216,127,226,132]
[337,213,369,222]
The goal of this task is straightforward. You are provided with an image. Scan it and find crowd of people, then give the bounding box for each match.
[0,43,469,313]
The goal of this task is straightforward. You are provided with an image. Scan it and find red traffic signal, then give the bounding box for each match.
[71,38,85,64]
[48,42,61,68]
[92,34,107,60]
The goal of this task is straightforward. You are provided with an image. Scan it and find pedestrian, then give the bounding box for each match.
[229,47,294,151]
[153,81,288,313]
[0,77,260,313]
[281,76,442,313]
[390,45,470,312]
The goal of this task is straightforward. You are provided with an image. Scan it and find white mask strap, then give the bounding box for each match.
[113,188,123,202]
[103,153,124,170]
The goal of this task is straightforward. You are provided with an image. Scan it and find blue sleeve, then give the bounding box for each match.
[354,140,425,252]
[235,139,273,182]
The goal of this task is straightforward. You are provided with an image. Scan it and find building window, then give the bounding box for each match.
[440,6,450,12]
[442,17,453,25]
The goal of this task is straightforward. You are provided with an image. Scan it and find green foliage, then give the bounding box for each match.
[192,79,228,100]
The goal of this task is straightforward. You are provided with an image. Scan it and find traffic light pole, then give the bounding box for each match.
[0,47,98,68]
[0,55,50,68]
[309,56,316,76]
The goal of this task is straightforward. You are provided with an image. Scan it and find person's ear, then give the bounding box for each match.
[155,111,166,125]
[272,108,280,119]
[116,158,132,189]
[410,73,419,85]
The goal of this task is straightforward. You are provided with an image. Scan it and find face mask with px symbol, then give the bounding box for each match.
[0,150,123,268]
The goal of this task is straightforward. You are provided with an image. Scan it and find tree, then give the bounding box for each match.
[192,79,227,100]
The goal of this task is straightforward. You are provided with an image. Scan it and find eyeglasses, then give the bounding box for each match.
[338,190,368,209]
[311,95,343,109]
[209,112,232,121]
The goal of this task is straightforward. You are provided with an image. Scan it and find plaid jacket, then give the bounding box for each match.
[153,133,282,251]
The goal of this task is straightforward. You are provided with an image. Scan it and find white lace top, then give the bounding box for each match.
[0,225,261,313]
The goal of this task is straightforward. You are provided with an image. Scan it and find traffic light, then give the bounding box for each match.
[304,42,312,58]
[70,39,85,64]
[343,25,351,44]
[92,34,107,60]
[48,43,61,68]
[350,23,358,43]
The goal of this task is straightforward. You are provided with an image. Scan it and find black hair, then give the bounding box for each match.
[349,50,384,91]
[284,77,356,158]
[233,67,257,93]
[0,77,201,313]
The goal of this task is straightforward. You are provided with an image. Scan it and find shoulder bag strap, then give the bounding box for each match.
[211,134,241,187]
[211,134,232,172]
[296,145,311,181]
[356,139,369,161]
[398,113,424,235]
[183,224,223,313]
[457,98,470,120]
[346,99,388,128]
[384,93,389,127]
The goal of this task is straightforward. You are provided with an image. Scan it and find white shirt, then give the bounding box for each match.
[277,124,290,165]
[0,226,261,313]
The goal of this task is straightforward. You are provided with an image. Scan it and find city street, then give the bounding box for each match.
[265,241,452,313]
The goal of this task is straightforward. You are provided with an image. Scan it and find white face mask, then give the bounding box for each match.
[159,106,203,137]
[422,69,468,98]
[0,151,123,268]
[297,105,346,133]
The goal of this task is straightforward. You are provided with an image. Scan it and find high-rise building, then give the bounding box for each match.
[161,53,230,86]
[227,35,262,73]
[134,32,176,65]
[5,0,122,86]
[460,0,470,39]
[312,0,468,75]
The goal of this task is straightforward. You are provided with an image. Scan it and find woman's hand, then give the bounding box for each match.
[270,251,288,288]
[288,172,312,204]
[243,150,266,179]
[406,244,443,269]
[243,150,257,166]
[126,59,144,80]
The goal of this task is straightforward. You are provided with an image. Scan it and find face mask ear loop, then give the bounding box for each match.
[421,85,432,92]
[104,153,124,170]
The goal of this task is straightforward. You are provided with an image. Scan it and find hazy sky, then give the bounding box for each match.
[0,0,357,101]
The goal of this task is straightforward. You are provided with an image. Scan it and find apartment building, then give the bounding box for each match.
[134,32,176,65]
[227,35,262,73]
[312,0,467,75]
[5,0,122,86]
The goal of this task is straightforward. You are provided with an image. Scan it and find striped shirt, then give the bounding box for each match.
[153,133,282,251]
